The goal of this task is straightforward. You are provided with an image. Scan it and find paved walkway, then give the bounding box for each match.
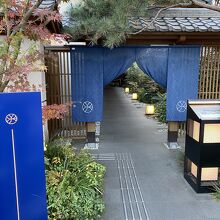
[97,87,220,220]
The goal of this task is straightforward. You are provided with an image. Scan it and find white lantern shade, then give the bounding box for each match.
[191,162,198,178]
[187,119,200,142]
[145,105,155,115]
[125,88,129,93]
[203,124,220,143]
[201,167,219,181]
[191,162,219,181]
[132,93,138,100]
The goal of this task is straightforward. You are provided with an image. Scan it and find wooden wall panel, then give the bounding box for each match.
[45,50,86,139]
[179,46,220,136]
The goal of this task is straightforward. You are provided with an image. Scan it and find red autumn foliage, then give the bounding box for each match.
[42,103,72,123]
[0,0,71,122]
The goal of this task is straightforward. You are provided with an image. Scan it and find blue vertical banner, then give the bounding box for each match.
[0,92,48,220]
[71,47,104,122]
[166,47,201,121]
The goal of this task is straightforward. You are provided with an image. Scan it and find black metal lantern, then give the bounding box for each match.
[184,100,220,193]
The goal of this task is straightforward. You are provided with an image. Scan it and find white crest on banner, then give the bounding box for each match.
[5,113,18,125]
[82,101,93,113]
[176,101,187,112]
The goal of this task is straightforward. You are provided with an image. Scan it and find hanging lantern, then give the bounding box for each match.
[132,93,138,100]
[125,88,129,93]
[145,104,155,115]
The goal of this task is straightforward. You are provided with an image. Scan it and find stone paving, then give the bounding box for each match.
[94,87,220,220]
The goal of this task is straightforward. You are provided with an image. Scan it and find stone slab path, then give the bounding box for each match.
[94,87,220,220]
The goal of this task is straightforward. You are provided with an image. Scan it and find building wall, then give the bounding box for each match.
[21,39,47,102]
[22,38,49,140]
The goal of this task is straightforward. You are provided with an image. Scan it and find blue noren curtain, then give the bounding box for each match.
[71,46,201,122]
[71,47,103,122]
[136,48,168,88]
[103,48,136,86]
[166,47,201,121]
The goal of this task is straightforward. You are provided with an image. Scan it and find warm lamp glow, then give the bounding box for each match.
[187,119,200,142]
[145,105,155,115]
[125,88,129,93]
[191,162,198,178]
[203,124,220,143]
[132,93,138,100]
[201,168,219,181]
[193,121,200,142]
[191,162,219,181]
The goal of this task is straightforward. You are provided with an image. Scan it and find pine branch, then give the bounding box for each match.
[191,0,220,12]
[130,2,193,35]
[66,0,220,47]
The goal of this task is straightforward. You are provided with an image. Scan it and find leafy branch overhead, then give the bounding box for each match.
[0,0,70,123]
[0,0,61,92]
[65,0,220,47]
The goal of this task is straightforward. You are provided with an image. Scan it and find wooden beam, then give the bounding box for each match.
[126,32,220,46]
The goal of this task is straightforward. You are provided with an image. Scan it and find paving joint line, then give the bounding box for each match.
[120,153,135,220]
[93,152,150,220]
[117,153,150,220]
[128,153,150,220]
[123,153,142,219]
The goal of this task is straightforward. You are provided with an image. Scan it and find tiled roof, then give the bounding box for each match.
[129,8,220,33]
[38,0,56,10]
[0,0,56,14]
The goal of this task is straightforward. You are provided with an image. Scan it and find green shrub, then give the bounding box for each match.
[152,93,167,123]
[125,64,164,103]
[45,139,106,220]
[124,64,167,123]
[213,183,220,201]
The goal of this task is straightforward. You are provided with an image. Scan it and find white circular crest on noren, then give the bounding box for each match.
[5,113,18,125]
[82,101,93,113]
[176,100,187,112]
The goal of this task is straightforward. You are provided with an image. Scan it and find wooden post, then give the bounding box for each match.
[86,122,99,149]
[167,122,179,149]
[86,122,96,141]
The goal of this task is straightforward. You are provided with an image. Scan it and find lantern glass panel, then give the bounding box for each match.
[132,93,138,100]
[189,160,219,182]
[187,119,200,142]
[203,124,220,143]
[201,168,219,181]
[145,105,155,115]
[125,88,129,93]
[191,162,198,178]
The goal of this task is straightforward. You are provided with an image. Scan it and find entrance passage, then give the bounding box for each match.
[98,87,220,220]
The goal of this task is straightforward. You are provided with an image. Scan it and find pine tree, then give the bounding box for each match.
[65,0,150,47]
[65,0,220,48]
